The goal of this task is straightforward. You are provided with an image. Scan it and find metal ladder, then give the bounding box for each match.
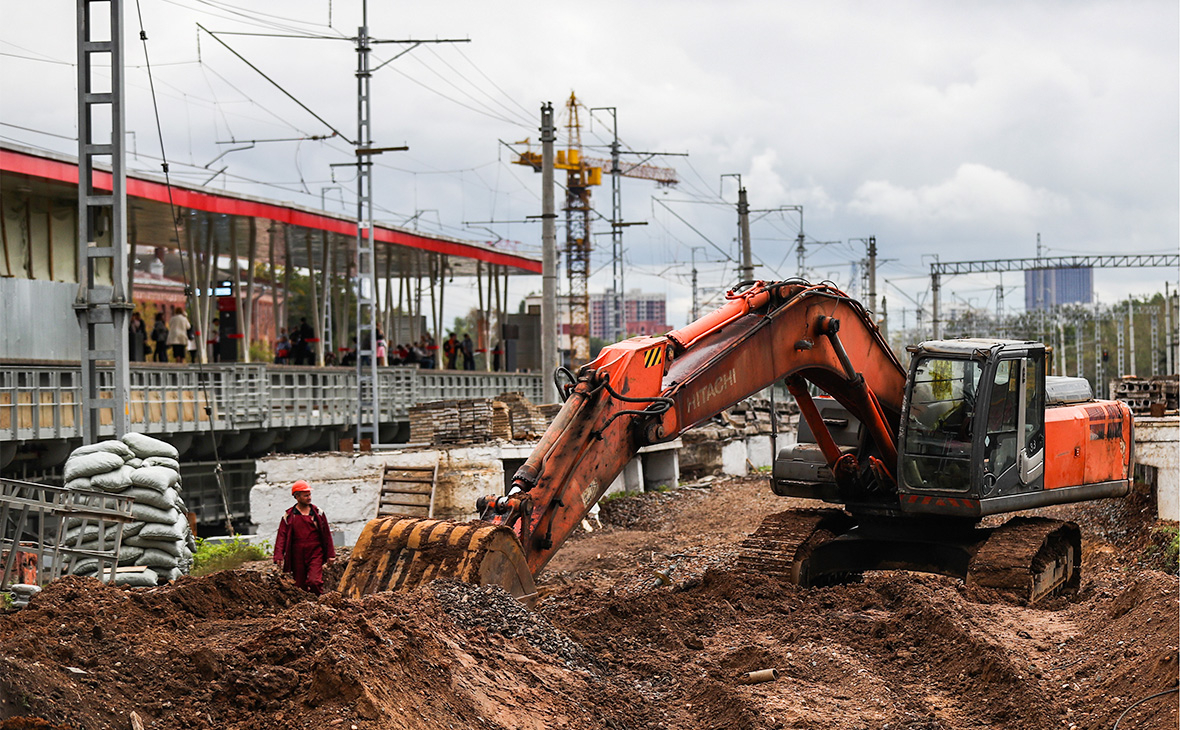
[376,463,438,518]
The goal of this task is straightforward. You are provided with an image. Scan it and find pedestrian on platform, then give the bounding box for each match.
[151,313,168,362]
[443,332,459,369]
[296,317,315,365]
[275,329,290,364]
[461,333,475,370]
[167,308,190,362]
[128,312,146,361]
[273,480,336,595]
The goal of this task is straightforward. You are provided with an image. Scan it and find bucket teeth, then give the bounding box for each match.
[339,517,537,606]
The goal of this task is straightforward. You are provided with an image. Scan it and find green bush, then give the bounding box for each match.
[1145,524,1179,574]
[191,537,271,576]
[600,490,641,504]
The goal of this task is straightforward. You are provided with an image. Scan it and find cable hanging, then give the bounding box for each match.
[135,0,235,535]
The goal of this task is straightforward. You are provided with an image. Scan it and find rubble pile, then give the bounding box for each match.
[60,434,196,586]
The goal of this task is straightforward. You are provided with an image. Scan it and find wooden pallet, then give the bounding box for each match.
[376,463,438,518]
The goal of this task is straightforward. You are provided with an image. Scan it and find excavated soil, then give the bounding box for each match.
[1,476,1176,729]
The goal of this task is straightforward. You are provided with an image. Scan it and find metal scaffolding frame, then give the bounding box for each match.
[75,0,130,443]
[929,253,1180,338]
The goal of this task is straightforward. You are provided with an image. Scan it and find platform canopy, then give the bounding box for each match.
[0,142,541,280]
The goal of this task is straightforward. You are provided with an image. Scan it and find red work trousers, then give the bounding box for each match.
[288,514,326,595]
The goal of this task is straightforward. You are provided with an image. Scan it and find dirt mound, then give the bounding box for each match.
[1,476,1176,729]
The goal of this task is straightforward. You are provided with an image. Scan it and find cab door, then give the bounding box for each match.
[979,351,1045,498]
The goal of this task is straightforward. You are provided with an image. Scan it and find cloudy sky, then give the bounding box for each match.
[3,0,1177,332]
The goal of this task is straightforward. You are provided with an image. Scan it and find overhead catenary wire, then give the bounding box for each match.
[196,23,353,142]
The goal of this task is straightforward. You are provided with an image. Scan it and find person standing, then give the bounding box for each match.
[151,313,168,362]
[128,312,146,362]
[167,308,191,363]
[443,332,459,369]
[273,480,336,595]
[461,333,475,370]
[297,317,315,365]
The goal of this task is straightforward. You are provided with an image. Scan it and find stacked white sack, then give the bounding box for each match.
[62,434,197,586]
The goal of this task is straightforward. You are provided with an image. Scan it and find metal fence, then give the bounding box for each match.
[0,363,543,442]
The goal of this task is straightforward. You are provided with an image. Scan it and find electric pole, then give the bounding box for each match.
[76,0,130,443]
[541,102,558,402]
[350,4,466,446]
[738,186,753,282]
[690,246,705,321]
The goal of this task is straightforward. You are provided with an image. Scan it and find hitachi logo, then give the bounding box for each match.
[687,369,737,413]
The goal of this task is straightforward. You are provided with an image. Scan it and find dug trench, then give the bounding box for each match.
[0,476,1175,730]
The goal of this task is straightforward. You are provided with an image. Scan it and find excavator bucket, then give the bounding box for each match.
[338,516,538,607]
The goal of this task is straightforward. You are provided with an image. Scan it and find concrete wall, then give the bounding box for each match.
[0,279,108,360]
[1135,416,1179,521]
[252,447,507,546]
[252,439,688,546]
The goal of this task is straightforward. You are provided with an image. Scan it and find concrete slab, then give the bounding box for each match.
[1134,416,1180,521]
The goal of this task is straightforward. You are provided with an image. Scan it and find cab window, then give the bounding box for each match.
[903,357,982,491]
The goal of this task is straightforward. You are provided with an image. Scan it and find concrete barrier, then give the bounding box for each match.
[1134,415,1179,521]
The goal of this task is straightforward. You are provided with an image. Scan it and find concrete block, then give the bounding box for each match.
[1135,416,1179,521]
[746,435,773,470]
[643,449,678,491]
[721,440,748,476]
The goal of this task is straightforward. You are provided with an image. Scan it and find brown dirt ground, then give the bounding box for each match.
[1,476,1176,730]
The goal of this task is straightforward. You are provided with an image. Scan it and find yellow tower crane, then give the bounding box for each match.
[514,92,677,366]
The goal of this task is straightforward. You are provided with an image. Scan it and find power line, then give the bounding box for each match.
[196,23,352,142]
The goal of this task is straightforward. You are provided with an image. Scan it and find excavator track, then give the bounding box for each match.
[968,517,1081,604]
[338,516,537,607]
[735,509,854,586]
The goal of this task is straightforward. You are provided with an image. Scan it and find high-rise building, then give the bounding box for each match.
[590,290,670,340]
[1024,267,1093,310]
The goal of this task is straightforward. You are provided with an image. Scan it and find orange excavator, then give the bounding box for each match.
[340,281,1132,605]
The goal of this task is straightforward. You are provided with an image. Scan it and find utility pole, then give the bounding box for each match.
[690,246,705,321]
[1095,317,1104,396]
[76,0,130,443]
[595,106,625,343]
[1128,298,1136,377]
[738,186,753,282]
[995,283,1005,338]
[849,237,879,317]
[354,15,379,448]
[931,270,942,339]
[540,102,558,402]
[867,236,877,317]
[1166,283,1175,375]
[349,4,465,446]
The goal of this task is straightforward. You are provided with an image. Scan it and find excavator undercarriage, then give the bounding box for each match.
[735,510,1081,604]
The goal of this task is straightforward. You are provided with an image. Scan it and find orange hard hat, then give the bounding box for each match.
[291,480,311,494]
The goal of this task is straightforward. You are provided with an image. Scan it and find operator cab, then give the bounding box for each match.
[897,339,1046,515]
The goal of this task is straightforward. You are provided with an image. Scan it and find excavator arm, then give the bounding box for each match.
[340,281,906,602]
[488,281,907,575]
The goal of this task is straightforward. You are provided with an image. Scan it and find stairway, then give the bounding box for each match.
[376,464,438,518]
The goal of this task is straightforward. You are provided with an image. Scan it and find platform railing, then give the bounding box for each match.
[0,362,544,442]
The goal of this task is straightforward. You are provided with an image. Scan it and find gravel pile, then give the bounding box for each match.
[431,580,599,672]
[60,434,197,586]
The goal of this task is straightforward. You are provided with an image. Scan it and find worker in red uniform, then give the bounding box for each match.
[273,480,336,595]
